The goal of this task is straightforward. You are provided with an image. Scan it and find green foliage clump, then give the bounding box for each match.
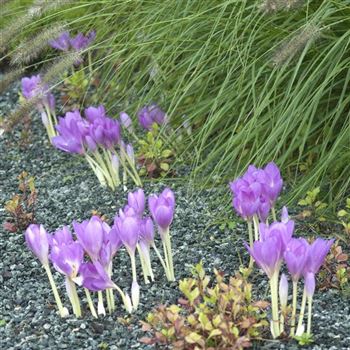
[140,262,268,349]
[337,198,350,238]
[4,171,37,233]
[297,187,327,221]
[137,124,173,178]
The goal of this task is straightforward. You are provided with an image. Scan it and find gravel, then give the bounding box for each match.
[1,81,350,350]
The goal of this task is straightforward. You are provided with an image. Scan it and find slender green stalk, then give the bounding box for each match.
[296,288,307,335]
[66,277,81,317]
[307,296,313,335]
[164,230,175,281]
[290,280,298,336]
[105,289,112,314]
[44,264,67,318]
[247,220,254,268]
[137,244,150,284]
[271,206,277,222]
[85,154,107,187]
[84,288,97,318]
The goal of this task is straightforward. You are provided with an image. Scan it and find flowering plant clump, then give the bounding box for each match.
[141,262,269,349]
[230,162,334,341]
[21,74,57,140]
[52,105,141,190]
[24,187,176,318]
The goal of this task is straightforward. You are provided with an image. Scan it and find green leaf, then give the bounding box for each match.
[160,163,169,171]
[161,149,172,158]
[298,199,308,206]
[338,210,348,217]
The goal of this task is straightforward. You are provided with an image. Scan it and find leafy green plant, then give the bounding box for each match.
[318,240,350,292]
[137,124,173,178]
[297,187,328,221]
[140,262,268,349]
[3,171,37,233]
[337,198,350,238]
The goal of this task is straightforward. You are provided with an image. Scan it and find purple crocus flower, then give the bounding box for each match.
[113,209,140,253]
[259,220,294,251]
[77,263,115,292]
[120,112,133,132]
[73,216,110,261]
[304,272,316,298]
[25,224,49,266]
[137,104,167,130]
[256,162,283,204]
[49,226,74,247]
[21,75,55,111]
[87,107,121,148]
[70,31,96,50]
[284,238,309,282]
[52,110,89,154]
[304,238,334,275]
[148,188,175,232]
[49,31,70,51]
[128,189,145,217]
[140,217,154,244]
[50,242,84,278]
[126,144,135,164]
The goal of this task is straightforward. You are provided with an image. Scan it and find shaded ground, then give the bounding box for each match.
[0,83,349,350]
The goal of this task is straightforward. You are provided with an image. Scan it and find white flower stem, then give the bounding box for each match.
[44,264,67,318]
[151,242,169,280]
[84,288,97,318]
[85,154,107,187]
[137,244,150,284]
[297,288,307,335]
[66,277,81,317]
[253,215,260,241]
[97,291,106,316]
[307,296,313,335]
[269,270,280,338]
[105,289,112,314]
[247,220,254,268]
[290,280,298,336]
[164,229,175,281]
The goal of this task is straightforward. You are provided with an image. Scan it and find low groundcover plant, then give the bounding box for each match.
[24,187,176,318]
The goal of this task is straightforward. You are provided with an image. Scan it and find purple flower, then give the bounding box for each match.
[128,189,145,217]
[70,31,96,50]
[52,110,89,154]
[139,217,154,244]
[77,263,114,292]
[245,235,283,278]
[49,31,70,51]
[303,238,334,275]
[21,75,55,111]
[148,188,175,231]
[304,272,316,297]
[73,216,110,261]
[284,238,309,282]
[120,112,133,132]
[50,242,84,278]
[49,226,74,247]
[259,220,294,251]
[256,162,283,204]
[279,273,288,307]
[113,210,139,252]
[86,106,121,148]
[25,224,49,265]
[281,206,289,223]
[137,104,167,130]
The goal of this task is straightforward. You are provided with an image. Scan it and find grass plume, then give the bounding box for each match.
[260,0,305,13]
[272,24,322,66]
[11,22,67,65]
[42,51,82,85]
[0,68,25,94]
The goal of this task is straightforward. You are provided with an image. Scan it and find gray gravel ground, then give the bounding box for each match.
[1,82,350,350]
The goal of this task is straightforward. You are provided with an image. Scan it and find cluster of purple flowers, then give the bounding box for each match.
[52,105,141,190]
[229,162,283,222]
[137,104,167,130]
[24,188,176,317]
[49,31,96,52]
[21,75,57,139]
[230,162,334,339]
